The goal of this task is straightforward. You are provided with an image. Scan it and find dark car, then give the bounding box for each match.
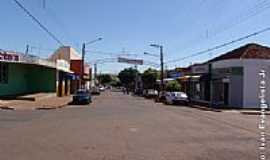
[73,89,92,104]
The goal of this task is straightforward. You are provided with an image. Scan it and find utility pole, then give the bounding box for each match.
[160,46,164,93]
[25,44,29,55]
[81,38,102,89]
[135,65,138,94]
[145,44,165,99]
[94,63,97,86]
[99,71,102,85]
[81,43,86,89]
[42,0,46,9]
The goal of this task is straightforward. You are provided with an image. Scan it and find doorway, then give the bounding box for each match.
[224,83,229,106]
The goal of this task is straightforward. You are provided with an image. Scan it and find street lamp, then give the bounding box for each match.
[147,44,164,97]
[81,37,103,88]
[143,52,160,58]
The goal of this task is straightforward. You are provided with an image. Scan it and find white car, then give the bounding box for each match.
[143,89,158,98]
[99,86,105,92]
[164,92,189,105]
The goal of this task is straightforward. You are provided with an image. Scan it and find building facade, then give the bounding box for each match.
[178,43,270,108]
[0,50,57,97]
[49,46,91,93]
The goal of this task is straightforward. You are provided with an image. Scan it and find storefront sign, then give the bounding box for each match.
[192,64,209,74]
[167,71,182,78]
[57,59,70,72]
[214,68,231,75]
[0,51,20,62]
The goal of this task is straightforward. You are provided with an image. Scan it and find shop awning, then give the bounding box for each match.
[190,75,201,81]
[66,73,79,80]
[156,78,176,84]
[178,75,201,81]
[178,74,210,82]
[178,75,191,82]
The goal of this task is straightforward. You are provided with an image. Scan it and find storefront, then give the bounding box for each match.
[186,63,211,104]
[211,61,247,108]
[50,46,92,93]
[0,51,57,97]
[56,59,76,97]
[208,43,270,108]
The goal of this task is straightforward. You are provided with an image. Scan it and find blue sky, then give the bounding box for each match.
[1,0,270,73]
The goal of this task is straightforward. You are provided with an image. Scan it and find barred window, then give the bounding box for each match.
[0,62,8,84]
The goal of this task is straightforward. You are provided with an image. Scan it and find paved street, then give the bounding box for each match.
[0,91,269,160]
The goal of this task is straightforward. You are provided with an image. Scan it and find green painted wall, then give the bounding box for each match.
[27,65,56,93]
[0,63,28,96]
[0,63,56,97]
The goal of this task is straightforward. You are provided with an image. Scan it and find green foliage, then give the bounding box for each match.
[110,80,121,87]
[98,74,113,84]
[142,68,158,89]
[165,80,181,92]
[118,67,139,89]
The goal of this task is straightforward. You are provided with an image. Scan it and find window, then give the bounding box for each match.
[0,62,8,84]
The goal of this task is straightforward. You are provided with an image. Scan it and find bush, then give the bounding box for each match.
[165,80,181,92]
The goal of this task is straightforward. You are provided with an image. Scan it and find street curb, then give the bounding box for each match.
[0,103,69,111]
[241,111,270,115]
[36,103,68,110]
[0,106,15,110]
[189,105,222,112]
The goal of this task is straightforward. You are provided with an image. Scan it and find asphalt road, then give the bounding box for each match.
[0,91,269,160]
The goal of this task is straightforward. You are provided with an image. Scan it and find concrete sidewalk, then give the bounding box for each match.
[188,104,270,114]
[0,93,72,110]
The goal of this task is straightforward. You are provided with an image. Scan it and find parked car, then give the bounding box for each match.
[99,86,105,92]
[91,87,100,95]
[73,89,92,104]
[164,92,189,105]
[143,89,158,98]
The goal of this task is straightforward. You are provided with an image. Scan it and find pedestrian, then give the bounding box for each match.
[126,88,129,95]
[122,87,126,94]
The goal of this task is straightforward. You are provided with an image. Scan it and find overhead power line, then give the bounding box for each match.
[210,0,270,38]
[177,0,270,54]
[166,26,270,64]
[12,0,64,46]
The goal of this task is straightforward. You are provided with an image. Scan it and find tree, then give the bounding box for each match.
[118,67,139,89]
[109,75,121,87]
[142,68,158,89]
[98,74,113,85]
[165,80,181,92]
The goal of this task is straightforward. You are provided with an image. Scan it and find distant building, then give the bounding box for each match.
[49,46,91,93]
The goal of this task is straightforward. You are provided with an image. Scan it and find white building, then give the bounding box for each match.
[209,43,270,108]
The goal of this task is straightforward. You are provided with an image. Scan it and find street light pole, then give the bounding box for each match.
[81,38,102,89]
[94,63,97,86]
[149,44,164,95]
[160,46,164,93]
[81,43,86,88]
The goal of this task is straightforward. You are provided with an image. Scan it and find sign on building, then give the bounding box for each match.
[167,70,182,78]
[191,64,209,74]
[0,51,20,62]
[56,59,71,72]
[118,57,143,65]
